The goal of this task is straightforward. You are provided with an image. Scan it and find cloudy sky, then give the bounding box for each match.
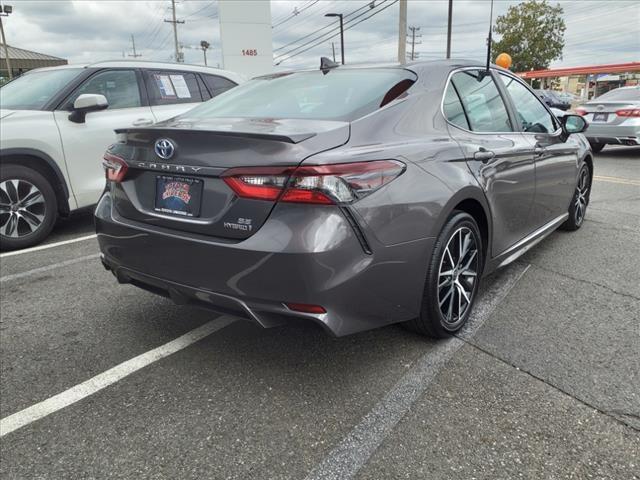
[2,0,638,71]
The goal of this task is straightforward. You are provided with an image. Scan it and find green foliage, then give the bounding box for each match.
[492,0,566,72]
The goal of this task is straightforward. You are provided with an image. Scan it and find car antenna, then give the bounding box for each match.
[479,0,495,81]
[320,56,339,75]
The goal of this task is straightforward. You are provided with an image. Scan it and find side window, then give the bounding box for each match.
[65,70,141,110]
[451,70,513,132]
[500,74,557,134]
[443,82,470,130]
[202,74,237,97]
[146,71,203,105]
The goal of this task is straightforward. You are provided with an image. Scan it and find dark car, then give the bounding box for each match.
[535,89,571,111]
[96,59,592,338]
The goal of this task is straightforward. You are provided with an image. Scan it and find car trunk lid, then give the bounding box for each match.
[109,117,350,240]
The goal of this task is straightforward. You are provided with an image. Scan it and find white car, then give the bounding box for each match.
[0,60,244,250]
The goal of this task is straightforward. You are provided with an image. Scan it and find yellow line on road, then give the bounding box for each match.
[593,175,640,187]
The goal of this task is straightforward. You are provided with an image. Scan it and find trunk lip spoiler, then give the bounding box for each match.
[115,127,317,144]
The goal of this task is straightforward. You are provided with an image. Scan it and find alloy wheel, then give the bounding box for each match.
[0,179,47,238]
[574,168,590,226]
[437,226,479,328]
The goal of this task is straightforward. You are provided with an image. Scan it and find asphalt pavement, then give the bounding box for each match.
[1,146,639,479]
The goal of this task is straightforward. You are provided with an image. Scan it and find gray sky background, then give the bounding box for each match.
[2,0,639,71]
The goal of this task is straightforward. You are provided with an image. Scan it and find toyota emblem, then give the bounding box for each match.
[154,138,175,160]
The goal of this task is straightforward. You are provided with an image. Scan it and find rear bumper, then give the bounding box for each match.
[586,122,640,146]
[95,192,433,336]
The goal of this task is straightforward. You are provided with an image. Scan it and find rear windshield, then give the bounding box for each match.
[0,68,83,110]
[595,87,640,102]
[181,68,417,122]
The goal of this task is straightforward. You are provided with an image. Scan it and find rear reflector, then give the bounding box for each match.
[286,303,327,314]
[222,160,405,205]
[616,109,640,118]
[103,153,129,182]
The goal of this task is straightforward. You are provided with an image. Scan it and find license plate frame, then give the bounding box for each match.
[154,175,203,218]
[592,112,608,122]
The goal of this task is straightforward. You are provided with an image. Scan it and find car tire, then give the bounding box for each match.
[589,142,605,153]
[561,164,591,231]
[405,211,483,338]
[0,165,58,251]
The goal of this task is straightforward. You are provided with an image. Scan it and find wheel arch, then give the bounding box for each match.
[0,148,71,216]
[432,186,492,266]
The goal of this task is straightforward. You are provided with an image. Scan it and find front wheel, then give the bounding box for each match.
[561,164,591,231]
[405,212,483,338]
[0,165,58,251]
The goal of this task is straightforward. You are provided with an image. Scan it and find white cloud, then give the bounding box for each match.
[2,0,638,71]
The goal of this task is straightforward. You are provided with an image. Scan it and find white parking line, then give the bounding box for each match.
[304,263,531,480]
[0,253,101,283]
[0,234,98,258]
[0,316,235,438]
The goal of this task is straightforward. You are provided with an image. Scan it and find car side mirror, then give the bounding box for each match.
[68,94,108,124]
[561,114,588,135]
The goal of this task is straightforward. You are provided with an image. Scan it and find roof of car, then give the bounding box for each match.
[23,60,246,83]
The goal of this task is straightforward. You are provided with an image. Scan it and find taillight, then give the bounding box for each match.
[616,109,640,117]
[575,107,587,116]
[102,153,129,182]
[223,160,405,205]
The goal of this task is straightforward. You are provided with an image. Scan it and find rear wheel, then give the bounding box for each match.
[589,141,605,153]
[0,165,58,251]
[561,164,591,231]
[405,212,483,338]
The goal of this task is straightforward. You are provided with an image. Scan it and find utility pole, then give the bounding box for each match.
[446,0,453,58]
[331,42,336,63]
[128,34,142,58]
[397,0,407,64]
[407,26,421,61]
[165,0,185,63]
[0,4,13,80]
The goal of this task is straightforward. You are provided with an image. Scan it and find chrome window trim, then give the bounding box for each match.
[495,70,563,136]
[440,66,516,135]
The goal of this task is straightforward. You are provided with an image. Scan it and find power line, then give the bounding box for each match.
[276,0,399,65]
[274,1,373,53]
[275,0,390,61]
[273,0,319,29]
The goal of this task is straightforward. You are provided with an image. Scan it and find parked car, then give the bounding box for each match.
[575,85,640,152]
[0,61,244,250]
[96,59,592,339]
[556,91,580,104]
[534,89,571,111]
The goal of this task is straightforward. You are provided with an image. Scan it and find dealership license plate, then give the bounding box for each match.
[154,175,203,217]
[592,112,608,122]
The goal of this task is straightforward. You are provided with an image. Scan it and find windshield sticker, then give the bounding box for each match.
[155,74,176,98]
[170,75,192,99]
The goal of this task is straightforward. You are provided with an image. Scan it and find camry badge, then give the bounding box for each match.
[154,138,175,160]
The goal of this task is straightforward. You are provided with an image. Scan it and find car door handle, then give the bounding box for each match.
[473,149,495,163]
[534,146,545,157]
[132,118,154,127]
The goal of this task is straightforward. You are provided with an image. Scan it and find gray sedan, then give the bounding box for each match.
[95,59,592,338]
[577,85,640,152]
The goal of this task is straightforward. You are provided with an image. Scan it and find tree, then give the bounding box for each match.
[492,0,566,73]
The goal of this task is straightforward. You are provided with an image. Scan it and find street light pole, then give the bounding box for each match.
[200,40,210,66]
[446,0,453,59]
[0,4,13,80]
[325,13,344,64]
